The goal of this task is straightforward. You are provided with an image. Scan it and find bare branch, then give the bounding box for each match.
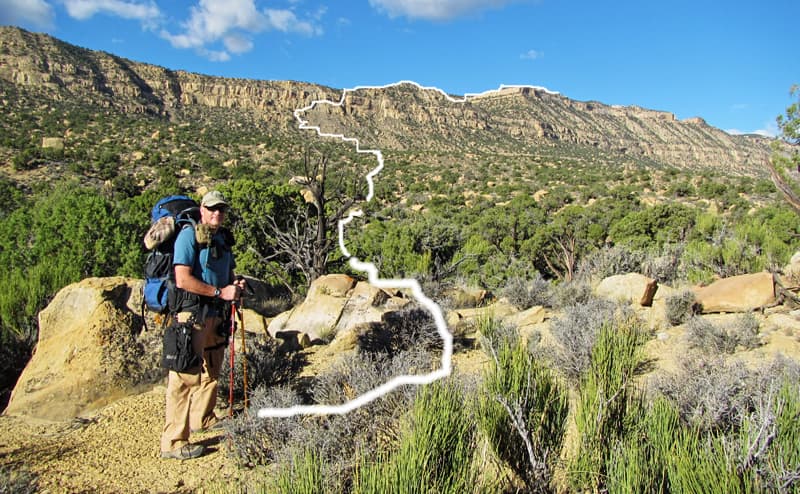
[767,158,800,215]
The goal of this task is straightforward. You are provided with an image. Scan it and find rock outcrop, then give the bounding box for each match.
[692,272,776,313]
[267,274,412,350]
[0,26,775,177]
[4,277,160,421]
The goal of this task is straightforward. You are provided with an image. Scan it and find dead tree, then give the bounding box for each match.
[264,147,364,288]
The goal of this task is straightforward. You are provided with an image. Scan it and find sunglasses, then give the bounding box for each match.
[205,205,228,212]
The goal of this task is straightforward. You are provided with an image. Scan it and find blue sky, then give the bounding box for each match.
[1,0,796,136]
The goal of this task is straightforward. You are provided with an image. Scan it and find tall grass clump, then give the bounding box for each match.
[267,448,326,494]
[476,317,568,492]
[608,376,800,493]
[353,382,480,494]
[663,383,800,493]
[644,357,800,492]
[665,379,800,493]
[567,314,648,492]
[760,380,800,491]
[666,421,753,493]
[606,397,679,493]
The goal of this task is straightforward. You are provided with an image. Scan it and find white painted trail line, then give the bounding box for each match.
[257,81,557,418]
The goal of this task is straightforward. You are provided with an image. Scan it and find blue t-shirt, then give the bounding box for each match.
[173,225,235,288]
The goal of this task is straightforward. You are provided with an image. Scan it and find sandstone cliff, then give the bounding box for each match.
[0,26,774,177]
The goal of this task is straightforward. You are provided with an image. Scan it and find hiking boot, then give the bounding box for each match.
[160,443,205,460]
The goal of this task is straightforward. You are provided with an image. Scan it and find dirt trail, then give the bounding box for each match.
[0,347,487,494]
[0,385,253,494]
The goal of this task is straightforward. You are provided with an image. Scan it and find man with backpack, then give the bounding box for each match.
[160,190,245,460]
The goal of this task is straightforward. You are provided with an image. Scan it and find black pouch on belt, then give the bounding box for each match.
[162,321,201,372]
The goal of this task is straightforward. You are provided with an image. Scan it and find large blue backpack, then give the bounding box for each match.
[142,195,200,315]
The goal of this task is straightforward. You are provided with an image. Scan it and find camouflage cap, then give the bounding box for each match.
[201,190,228,208]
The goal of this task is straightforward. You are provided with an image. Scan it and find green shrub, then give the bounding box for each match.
[568,314,648,492]
[476,326,568,490]
[353,381,479,494]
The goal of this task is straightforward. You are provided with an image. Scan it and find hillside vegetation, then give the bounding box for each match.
[1,25,800,493]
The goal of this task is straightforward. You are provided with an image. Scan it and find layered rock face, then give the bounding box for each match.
[0,26,338,121]
[0,26,774,176]
[303,84,773,176]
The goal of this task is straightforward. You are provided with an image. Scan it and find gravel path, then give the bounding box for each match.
[0,344,487,493]
[0,385,254,494]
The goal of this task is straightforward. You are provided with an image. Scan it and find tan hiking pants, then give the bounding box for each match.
[160,312,227,452]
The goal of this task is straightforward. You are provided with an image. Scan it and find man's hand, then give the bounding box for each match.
[218,284,241,301]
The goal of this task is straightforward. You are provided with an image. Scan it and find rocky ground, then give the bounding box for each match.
[4,270,800,494]
[0,346,487,494]
[0,385,245,494]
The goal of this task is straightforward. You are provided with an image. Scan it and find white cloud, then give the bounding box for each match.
[265,8,320,35]
[161,0,322,61]
[223,33,253,54]
[520,49,542,60]
[369,0,523,20]
[202,48,231,62]
[0,0,55,28]
[62,0,160,22]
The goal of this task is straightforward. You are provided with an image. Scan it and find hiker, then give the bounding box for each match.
[160,190,246,460]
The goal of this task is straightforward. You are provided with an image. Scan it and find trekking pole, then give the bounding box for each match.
[228,301,237,418]
[237,298,249,411]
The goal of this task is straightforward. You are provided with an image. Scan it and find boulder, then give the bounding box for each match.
[692,272,776,313]
[503,305,548,330]
[240,308,268,335]
[5,277,162,422]
[266,275,409,348]
[446,299,519,334]
[443,287,493,308]
[595,273,659,306]
[780,251,800,286]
